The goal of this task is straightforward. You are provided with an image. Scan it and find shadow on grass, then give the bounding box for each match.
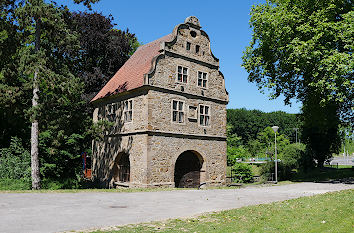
[290,167,354,183]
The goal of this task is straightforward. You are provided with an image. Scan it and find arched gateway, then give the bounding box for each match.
[174,150,205,188]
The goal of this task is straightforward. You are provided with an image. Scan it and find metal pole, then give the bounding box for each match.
[275,132,278,184]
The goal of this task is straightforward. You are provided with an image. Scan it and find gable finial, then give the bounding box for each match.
[184,16,201,29]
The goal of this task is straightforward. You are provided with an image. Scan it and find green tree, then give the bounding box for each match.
[14,0,99,189]
[226,124,247,166]
[67,12,137,102]
[0,0,28,148]
[301,95,341,167]
[1,0,142,189]
[242,0,353,167]
[256,126,290,158]
[227,108,300,144]
[242,0,353,119]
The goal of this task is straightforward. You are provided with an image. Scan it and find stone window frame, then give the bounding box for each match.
[176,65,188,84]
[186,41,191,51]
[197,70,208,89]
[106,102,117,122]
[123,99,133,123]
[198,104,211,127]
[171,99,185,124]
[195,44,200,54]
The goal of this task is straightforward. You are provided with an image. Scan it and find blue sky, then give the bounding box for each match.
[59,0,302,114]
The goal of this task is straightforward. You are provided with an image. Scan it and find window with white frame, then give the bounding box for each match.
[177,66,188,83]
[198,71,207,88]
[172,100,184,123]
[199,105,210,126]
[123,100,133,122]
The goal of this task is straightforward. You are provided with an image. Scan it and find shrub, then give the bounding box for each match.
[227,146,248,166]
[232,163,253,183]
[261,143,310,181]
[0,137,31,190]
[260,162,288,181]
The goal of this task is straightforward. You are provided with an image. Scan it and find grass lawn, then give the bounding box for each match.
[92,189,354,233]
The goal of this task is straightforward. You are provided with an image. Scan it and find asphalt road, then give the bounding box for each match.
[0,183,352,233]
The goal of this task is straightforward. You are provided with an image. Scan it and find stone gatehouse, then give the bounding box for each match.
[91,16,229,188]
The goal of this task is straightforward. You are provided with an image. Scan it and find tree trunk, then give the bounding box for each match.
[31,17,41,190]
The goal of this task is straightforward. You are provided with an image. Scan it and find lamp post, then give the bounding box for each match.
[271,126,279,184]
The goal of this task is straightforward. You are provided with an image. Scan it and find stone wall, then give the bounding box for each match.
[149,56,227,102]
[146,135,227,187]
[92,134,148,187]
[147,89,226,137]
[93,92,149,135]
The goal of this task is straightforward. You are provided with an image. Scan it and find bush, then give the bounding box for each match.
[261,143,310,181]
[0,137,31,189]
[281,143,306,168]
[41,177,81,190]
[232,163,253,183]
[260,162,289,181]
[0,179,30,190]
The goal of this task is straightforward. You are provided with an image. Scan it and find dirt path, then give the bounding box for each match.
[0,182,352,233]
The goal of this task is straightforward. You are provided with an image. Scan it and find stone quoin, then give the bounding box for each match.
[91,16,229,188]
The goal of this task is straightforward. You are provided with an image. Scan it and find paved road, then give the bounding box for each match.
[0,183,352,233]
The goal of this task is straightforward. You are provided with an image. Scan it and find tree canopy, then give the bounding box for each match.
[227,108,300,144]
[0,0,139,188]
[242,0,353,167]
[242,0,353,124]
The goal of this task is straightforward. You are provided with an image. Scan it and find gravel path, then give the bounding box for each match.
[0,182,352,233]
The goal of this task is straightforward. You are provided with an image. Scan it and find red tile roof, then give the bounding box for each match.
[91,34,173,102]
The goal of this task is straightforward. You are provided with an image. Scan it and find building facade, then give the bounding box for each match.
[91,16,229,188]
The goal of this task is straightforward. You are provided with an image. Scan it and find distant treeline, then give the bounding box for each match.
[227,108,301,145]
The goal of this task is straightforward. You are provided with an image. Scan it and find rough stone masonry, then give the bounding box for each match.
[91,16,229,188]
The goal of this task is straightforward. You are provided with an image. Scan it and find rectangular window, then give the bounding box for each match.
[198,71,208,88]
[177,66,188,83]
[196,45,200,54]
[199,105,210,126]
[172,100,184,123]
[186,42,191,51]
[123,100,133,122]
[106,103,117,122]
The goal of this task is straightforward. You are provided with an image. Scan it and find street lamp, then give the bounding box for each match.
[271,126,279,184]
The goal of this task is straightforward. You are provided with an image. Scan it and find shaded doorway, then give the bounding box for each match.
[174,150,204,188]
[112,152,130,183]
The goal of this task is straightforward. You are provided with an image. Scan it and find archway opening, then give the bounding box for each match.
[112,152,130,183]
[174,150,204,188]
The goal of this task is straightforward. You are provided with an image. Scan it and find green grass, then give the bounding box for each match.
[91,189,354,233]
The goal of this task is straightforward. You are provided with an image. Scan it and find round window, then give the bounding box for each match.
[190,31,197,38]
